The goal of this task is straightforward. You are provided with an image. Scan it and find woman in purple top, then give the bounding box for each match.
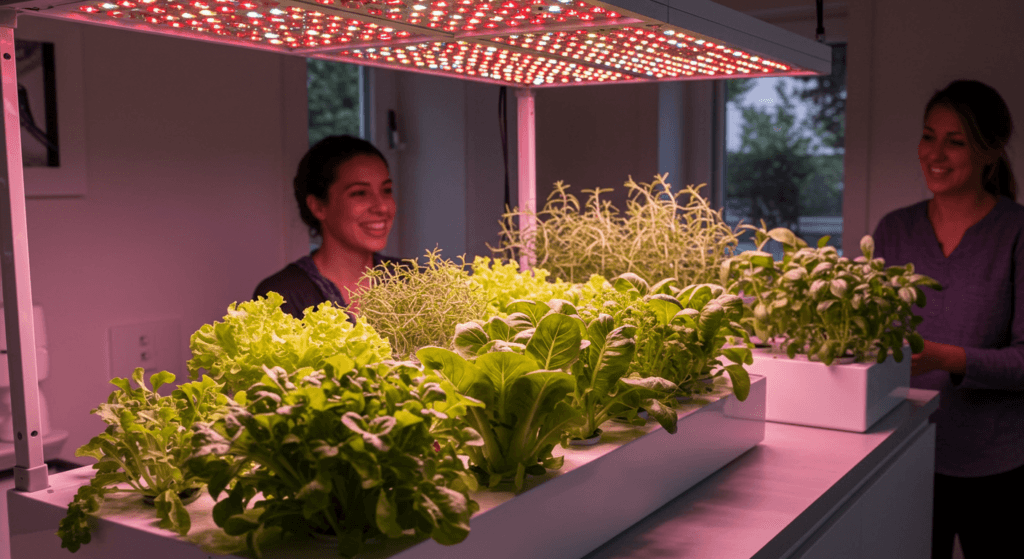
[872,80,1024,559]
[254,135,399,319]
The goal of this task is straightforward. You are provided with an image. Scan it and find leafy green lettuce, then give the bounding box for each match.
[188,292,392,394]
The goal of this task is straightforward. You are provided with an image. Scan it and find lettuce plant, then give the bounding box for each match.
[452,300,680,442]
[467,256,573,317]
[188,357,478,559]
[58,369,227,552]
[187,292,391,394]
[417,318,585,490]
[721,226,941,365]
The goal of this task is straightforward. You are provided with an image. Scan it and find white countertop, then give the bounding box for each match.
[583,388,940,559]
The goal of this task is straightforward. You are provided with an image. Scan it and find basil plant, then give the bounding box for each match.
[572,273,752,402]
[722,226,941,365]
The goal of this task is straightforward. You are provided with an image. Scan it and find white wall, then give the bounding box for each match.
[373,70,511,261]
[15,16,308,462]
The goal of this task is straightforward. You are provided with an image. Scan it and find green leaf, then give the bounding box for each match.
[650,277,679,295]
[525,313,583,370]
[721,346,753,365]
[584,318,637,396]
[376,489,403,538]
[507,300,548,326]
[613,272,650,296]
[898,287,916,305]
[149,371,176,393]
[507,371,578,468]
[154,489,192,536]
[475,351,542,422]
[767,227,799,247]
[908,332,925,354]
[648,295,683,326]
[724,364,750,401]
[422,484,476,542]
[818,235,831,248]
[697,301,726,345]
[747,251,774,269]
[677,284,716,310]
[453,322,490,358]
[860,235,875,259]
[484,316,515,342]
[914,287,928,307]
[222,514,261,537]
[394,409,424,428]
[639,398,678,434]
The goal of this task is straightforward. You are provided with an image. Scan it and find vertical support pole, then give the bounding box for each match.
[515,88,536,271]
[0,10,48,492]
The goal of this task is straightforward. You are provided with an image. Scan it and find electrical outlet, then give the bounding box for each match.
[109,319,182,381]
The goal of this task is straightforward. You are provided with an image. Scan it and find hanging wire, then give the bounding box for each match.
[499,86,510,210]
[498,86,516,261]
[815,0,826,43]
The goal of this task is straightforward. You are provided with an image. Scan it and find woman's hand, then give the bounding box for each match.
[911,339,967,376]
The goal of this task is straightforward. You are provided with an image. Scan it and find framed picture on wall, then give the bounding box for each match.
[14,19,87,198]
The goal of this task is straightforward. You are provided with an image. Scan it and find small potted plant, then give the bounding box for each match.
[721,226,941,431]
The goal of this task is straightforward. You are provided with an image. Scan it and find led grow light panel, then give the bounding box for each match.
[488,26,790,78]
[52,0,825,85]
[303,0,628,34]
[332,40,632,85]
[76,0,424,48]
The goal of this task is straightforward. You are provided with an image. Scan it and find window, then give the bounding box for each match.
[723,44,846,253]
[307,59,363,145]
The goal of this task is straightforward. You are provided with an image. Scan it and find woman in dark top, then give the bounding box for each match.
[872,80,1024,559]
[254,135,398,318]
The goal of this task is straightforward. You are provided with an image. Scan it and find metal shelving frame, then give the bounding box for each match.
[0,0,830,492]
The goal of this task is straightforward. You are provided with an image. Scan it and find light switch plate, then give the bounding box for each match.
[109,319,182,381]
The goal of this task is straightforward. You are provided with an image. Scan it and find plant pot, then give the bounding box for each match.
[748,346,910,432]
[141,486,203,507]
[567,429,603,447]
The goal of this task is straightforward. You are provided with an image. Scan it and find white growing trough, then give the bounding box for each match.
[8,375,766,559]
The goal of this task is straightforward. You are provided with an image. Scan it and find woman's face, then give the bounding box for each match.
[918,104,988,197]
[308,154,395,255]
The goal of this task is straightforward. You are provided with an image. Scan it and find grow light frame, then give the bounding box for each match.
[0,0,830,492]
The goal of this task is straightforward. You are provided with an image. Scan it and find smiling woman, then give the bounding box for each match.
[872,80,1024,559]
[253,135,400,318]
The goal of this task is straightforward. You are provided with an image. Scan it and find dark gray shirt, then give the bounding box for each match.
[253,254,399,319]
[873,196,1024,477]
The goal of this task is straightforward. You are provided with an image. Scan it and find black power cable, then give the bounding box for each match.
[815,0,826,43]
[499,86,510,211]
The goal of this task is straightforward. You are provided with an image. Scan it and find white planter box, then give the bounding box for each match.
[8,376,766,559]
[748,348,910,432]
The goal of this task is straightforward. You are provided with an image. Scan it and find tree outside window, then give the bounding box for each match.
[307,59,361,145]
[725,43,846,254]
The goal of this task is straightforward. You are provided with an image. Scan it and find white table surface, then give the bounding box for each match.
[583,388,940,559]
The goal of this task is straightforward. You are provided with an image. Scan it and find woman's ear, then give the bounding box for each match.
[306,194,327,222]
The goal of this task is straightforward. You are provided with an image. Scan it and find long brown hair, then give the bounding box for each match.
[925,80,1016,200]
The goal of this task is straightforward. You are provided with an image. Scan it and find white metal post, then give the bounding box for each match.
[0,9,48,492]
[515,88,536,271]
